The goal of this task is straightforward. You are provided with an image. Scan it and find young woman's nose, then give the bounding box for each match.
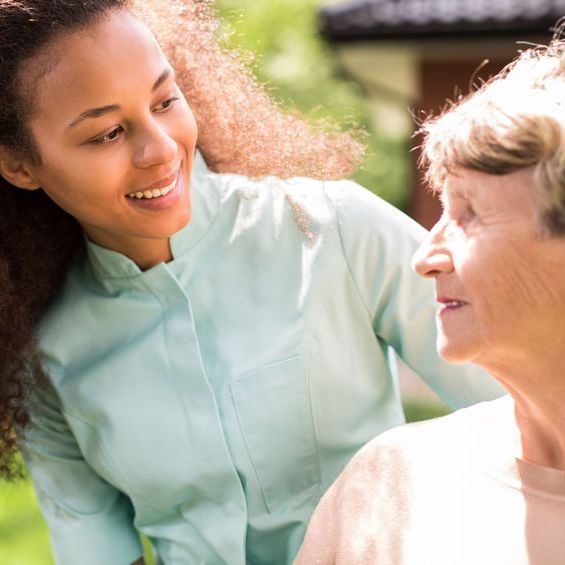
[411,218,454,278]
[133,121,177,169]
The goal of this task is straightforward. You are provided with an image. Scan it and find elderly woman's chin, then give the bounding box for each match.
[434,306,484,365]
[436,330,477,365]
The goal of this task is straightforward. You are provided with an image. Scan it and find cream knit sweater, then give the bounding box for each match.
[296,397,565,565]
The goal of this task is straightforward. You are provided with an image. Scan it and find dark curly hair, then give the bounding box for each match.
[0,0,364,480]
[0,0,131,480]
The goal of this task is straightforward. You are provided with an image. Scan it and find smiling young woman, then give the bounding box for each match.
[4,11,197,269]
[0,1,503,564]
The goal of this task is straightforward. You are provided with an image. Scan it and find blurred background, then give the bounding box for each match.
[2,0,562,562]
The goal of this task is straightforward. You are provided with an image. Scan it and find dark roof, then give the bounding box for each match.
[320,0,565,42]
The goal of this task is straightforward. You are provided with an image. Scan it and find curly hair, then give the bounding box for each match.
[419,37,565,236]
[0,0,364,480]
[134,0,365,179]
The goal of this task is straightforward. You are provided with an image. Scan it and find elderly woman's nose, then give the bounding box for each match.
[412,226,453,278]
[412,248,453,277]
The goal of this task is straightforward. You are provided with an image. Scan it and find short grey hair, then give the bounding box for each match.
[419,38,565,235]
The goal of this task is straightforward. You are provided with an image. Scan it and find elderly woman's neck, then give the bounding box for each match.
[512,395,565,471]
[491,367,565,470]
[480,349,565,470]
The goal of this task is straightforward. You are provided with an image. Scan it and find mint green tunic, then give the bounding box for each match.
[21,153,502,564]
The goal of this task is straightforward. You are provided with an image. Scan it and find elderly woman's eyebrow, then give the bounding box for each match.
[66,67,173,129]
[446,180,476,201]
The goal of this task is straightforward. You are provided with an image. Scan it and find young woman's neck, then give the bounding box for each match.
[84,227,173,270]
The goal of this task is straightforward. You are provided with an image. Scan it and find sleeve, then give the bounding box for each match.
[325,180,505,409]
[18,373,143,565]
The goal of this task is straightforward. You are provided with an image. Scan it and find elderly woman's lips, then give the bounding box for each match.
[437,298,468,315]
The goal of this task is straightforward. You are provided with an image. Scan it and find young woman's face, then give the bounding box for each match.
[23,10,197,267]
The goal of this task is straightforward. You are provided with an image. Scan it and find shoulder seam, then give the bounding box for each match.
[322,181,374,324]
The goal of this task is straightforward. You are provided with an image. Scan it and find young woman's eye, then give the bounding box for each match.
[90,125,124,145]
[156,96,180,112]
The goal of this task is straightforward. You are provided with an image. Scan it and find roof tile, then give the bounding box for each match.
[321,0,565,41]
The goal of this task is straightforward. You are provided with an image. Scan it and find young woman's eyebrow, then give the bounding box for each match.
[66,67,173,129]
[67,104,121,129]
[151,67,172,93]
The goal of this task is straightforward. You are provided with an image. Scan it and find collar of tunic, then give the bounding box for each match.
[84,150,220,281]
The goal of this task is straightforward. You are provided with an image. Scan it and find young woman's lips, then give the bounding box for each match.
[125,169,183,210]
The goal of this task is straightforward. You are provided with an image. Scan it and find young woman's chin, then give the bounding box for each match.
[137,204,192,240]
[128,174,193,240]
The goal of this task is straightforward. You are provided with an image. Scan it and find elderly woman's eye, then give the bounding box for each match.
[457,206,476,225]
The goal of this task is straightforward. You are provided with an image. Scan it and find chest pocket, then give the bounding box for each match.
[230,353,321,513]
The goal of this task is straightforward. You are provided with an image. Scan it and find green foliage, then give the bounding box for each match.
[403,400,451,423]
[0,477,52,565]
[218,0,366,121]
[216,0,410,209]
[141,536,156,565]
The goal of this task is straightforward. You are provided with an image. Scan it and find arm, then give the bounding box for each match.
[19,371,143,565]
[326,180,505,409]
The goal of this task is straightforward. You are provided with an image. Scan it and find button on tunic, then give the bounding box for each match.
[21,153,503,565]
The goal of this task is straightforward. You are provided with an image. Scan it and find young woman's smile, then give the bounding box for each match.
[125,166,183,209]
[20,10,198,269]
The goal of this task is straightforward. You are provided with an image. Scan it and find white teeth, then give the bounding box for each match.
[126,179,176,200]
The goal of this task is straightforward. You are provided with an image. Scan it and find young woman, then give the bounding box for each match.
[0,1,501,563]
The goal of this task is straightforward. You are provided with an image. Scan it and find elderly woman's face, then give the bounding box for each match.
[413,167,565,367]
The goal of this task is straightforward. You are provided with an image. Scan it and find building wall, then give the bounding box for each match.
[411,58,509,229]
[334,35,549,228]
[335,42,418,139]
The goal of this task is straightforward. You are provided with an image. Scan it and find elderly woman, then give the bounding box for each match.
[295,39,565,565]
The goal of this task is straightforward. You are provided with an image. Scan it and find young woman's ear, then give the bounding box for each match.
[0,146,40,190]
